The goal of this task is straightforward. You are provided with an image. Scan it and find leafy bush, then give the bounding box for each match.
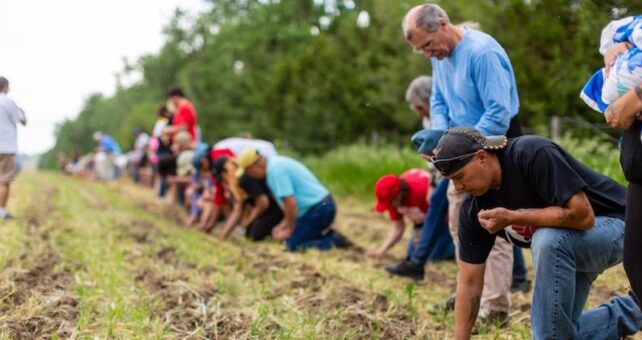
[557,133,625,184]
[304,134,626,200]
[302,143,425,200]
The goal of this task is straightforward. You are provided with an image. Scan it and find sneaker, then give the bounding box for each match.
[511,278,532,294]
[384,260,425,281]
[0,213,12,221]
[473,309,509,334]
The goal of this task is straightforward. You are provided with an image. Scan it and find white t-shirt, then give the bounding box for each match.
[134,133,150,151]
[0,93,22,154]
[214,137,277,158]
[152,118,168,137]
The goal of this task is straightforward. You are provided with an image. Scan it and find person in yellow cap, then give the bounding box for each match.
[214,154,283,241]
[237,149,353,250]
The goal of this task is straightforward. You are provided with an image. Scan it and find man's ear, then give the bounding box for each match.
[476,149,488,164]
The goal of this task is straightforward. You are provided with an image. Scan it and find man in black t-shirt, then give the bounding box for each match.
[431,127,641,339]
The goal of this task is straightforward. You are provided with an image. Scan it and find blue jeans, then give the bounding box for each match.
[286,196,343,251]
[513,245,528,281]
[408,179,455,264]
[530,216,642,339]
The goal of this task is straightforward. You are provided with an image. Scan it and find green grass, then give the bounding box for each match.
[299,135,626,201]
[302,143,425,200]
[557,133,625,184]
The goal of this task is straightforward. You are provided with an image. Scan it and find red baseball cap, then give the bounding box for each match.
[374,175,401,212]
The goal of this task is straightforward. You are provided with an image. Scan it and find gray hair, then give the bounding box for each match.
[403,4,449,38]
[0,77,8,90]
[416,4,449,32]
[405,76,433,105]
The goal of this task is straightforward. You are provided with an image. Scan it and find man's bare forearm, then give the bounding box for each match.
[454,263,485,340]
[507,192,594,230]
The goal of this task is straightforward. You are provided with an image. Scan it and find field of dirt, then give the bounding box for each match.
[0,173,636,339]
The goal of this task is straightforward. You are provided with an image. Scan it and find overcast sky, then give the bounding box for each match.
[0,0,210,155]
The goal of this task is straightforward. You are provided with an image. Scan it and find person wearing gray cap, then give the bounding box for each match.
[433,127,641,339]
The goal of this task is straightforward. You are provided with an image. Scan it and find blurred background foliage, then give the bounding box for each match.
[41,0,642,169]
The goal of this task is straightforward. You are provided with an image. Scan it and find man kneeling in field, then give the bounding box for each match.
[236,149,352,251]
[434,127,642,339]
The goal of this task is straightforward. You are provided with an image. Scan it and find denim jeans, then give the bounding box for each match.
[408,179,455,264]
[530,216,642,339]
[286,195,343,251]
[512,245,528,281]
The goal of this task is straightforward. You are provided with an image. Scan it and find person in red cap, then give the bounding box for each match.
[368,169,431,259]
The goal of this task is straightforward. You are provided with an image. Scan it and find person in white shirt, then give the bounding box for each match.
[0,77,27,220]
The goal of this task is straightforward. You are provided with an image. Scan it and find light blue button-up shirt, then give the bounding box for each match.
[430,29,519,136]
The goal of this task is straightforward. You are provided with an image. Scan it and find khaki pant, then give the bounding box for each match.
[448,181,512,312]
[0,154,16,184]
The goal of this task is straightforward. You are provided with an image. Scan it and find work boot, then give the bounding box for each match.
[384,260,424,280]
[511,278,532,293]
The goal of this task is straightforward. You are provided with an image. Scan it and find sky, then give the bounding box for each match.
[0,0,211,155]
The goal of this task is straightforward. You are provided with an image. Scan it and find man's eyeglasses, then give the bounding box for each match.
[413,40,433,54]
[430,152,477,175]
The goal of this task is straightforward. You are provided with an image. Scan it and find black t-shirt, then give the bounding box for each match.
[239,174,281,216]
[459,136,626,264]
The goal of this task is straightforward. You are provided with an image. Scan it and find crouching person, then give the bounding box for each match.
[214,154,284,241]
[433,128,642,339]
[237,149,351,251]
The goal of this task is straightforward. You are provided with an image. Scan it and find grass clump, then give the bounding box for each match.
[302,143,425,200]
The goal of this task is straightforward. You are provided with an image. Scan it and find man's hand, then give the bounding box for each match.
[271,221,293,241]
[604,42,631,76]
[605,84,642,129]
[477,208,514,234]
[366,249,386,258]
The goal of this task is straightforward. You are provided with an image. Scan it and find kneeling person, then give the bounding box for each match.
[238,153,284,240]
[237,149,350,251]
[434,128,642,339]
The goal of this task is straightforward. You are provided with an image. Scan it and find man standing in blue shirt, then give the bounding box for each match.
[402,3,523,325]
[236,149,351,251]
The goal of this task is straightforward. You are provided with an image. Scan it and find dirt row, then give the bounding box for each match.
[0,185,79,339]
[115,200,421,339]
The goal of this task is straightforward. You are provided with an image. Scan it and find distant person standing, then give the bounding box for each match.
[92,131,122,181]
[0,77,27,220]
[166,86,198,142]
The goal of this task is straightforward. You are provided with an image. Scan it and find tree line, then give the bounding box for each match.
[41,0,642,168]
